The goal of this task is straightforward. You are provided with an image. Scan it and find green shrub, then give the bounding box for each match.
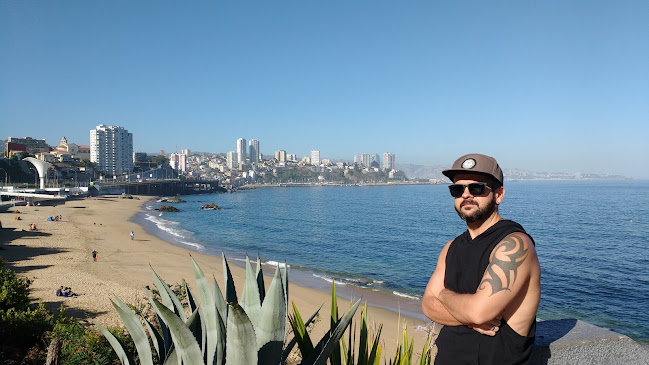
[0,263,51,364]
[0,262,32,311]
[51,306,135,365]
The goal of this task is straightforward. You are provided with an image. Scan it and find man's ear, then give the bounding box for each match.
[495,186,505,205]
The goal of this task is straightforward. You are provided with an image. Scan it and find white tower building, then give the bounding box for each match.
[90,124,134,175]
[383,153,395,170]
[236,138,247,164]
[310,150,321,166]
[226,151,238,170]
[249,139,260,163]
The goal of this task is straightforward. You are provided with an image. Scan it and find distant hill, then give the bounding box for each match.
[395,163,448,181]
[396,163,629,181]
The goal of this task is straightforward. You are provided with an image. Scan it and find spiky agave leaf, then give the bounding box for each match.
[368,325,383,365]
[93,320,134,365]
[222,252,238,304]
[111,297,154,365]
[150,265,183,320]
[190,256,220,365]
[225,303,258,365]
[256,253,266,302]
[162,347,177,365]
[330,280,341,365]
[144,289,173,361]
[282,304,321,363]
[184,282,207,360]
[288,301,315,357]
[212,275,227,326]
[358,302,369,365]
[241,255,262,328]
[143,317,164,363]
[151,297,204,365]
[256,265,287,364]
[303,298,362,365]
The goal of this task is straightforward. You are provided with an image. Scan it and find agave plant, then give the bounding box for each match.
[289,280,380,365]
[95,253,361,365]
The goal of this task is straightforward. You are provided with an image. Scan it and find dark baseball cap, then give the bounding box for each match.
[442,153,504,186]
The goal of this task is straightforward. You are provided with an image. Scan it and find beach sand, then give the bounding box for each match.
[0,195,435,362]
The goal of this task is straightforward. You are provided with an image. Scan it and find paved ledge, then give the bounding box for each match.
[532,319,649,365]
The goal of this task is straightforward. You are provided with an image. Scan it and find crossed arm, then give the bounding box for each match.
[422,233,535,328]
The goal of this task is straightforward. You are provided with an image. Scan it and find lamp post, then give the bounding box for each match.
[29,167,37,188]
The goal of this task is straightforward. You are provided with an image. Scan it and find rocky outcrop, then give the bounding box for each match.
[158,205,180,212]
[200,203,222,210]
[160,196,187,203]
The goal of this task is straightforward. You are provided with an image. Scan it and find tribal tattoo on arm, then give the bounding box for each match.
[479,235,529,296]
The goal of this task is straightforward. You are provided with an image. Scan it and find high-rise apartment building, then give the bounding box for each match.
[310,150,321,166]
[226,151,238,170]
[236,138,247,164]
[90,124,133,175]
[383,153,395,170]
[170,153,187,173]
[249,139,260,163]
[275,150,286,164]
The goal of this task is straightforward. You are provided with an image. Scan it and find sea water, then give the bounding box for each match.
[133,180,649,343]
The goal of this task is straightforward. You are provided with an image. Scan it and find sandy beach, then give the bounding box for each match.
[0,195,434,362]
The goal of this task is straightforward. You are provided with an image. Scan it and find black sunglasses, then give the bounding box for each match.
[448,182,493,198]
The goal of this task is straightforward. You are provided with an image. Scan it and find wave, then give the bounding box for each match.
[312,273,344,285]
[265,260,290,269]
[392,291,421,300]
[144,212,205,251]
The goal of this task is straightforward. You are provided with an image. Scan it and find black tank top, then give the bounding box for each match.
[434,220,536,365]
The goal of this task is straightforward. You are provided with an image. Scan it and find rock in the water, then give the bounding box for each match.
[200,203,222,210]
[160,195,186,203]
[158,205,180,212]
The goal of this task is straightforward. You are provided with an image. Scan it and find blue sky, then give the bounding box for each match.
[1,1,648,178]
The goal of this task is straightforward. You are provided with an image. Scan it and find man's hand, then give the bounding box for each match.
[469,315,502,337]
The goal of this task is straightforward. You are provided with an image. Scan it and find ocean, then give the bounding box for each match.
[132,180,649,343]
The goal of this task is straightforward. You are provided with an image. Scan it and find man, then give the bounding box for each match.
[422,153,541,364]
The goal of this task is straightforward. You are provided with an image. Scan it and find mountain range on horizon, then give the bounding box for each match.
[395,163,630,181]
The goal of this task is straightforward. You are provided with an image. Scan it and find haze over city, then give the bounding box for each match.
[2,1,647,179]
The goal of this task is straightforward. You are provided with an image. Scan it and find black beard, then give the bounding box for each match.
[456,194,497,223]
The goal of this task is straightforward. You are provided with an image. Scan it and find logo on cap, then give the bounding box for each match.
[461,158,476,169]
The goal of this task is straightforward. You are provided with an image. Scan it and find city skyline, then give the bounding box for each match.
[1,2,647,178]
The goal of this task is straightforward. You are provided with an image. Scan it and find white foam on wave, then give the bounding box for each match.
[265,260,290,269]
[313,274,346,285]
[144,213,205,251]
[392,291,421,300]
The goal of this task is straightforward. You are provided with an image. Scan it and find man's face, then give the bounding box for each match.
[452,174,500,224]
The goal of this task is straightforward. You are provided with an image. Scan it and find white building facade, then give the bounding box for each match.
[236,138,247,164]
[169,153,187,173]
[90,124,134,175]
[226,151,238,170]
[383,152,395,170]
[249,139,260,164]
[310,150,320,166]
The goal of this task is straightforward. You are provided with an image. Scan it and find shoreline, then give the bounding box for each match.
[0,194,433,360]
[133,197,428,322]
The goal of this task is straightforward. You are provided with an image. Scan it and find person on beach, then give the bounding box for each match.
[56,286,63,296]
[92,250,98,262]
[130,231,134,240]
[422,154,541,364]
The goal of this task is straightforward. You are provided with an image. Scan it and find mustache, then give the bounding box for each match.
[461,199,477,207]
